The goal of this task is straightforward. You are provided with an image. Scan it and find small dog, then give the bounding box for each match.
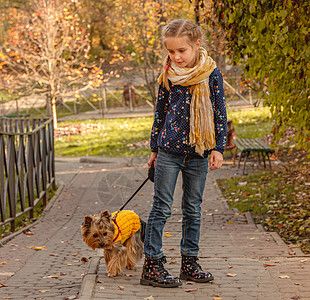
[81,210,145,277]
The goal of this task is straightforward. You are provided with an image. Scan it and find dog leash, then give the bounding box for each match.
[112,161,155,221]
[119,161,155,211]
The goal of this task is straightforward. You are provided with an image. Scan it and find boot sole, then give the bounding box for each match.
[140,278,182,288]
[180,273,214,283]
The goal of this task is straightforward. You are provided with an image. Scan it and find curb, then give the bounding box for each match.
[77,252,103,300]
[0,183,65,247]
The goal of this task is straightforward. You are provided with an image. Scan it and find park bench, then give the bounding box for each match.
[233,138,275,174]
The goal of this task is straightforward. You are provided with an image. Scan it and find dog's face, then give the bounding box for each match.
[81,210,115,250]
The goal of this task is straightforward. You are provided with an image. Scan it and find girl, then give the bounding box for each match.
[140,19,227,288]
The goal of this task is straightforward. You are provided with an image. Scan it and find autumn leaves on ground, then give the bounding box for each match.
[219,148,310,254]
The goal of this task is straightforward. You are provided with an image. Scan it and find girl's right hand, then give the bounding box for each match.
[148,152,158,168]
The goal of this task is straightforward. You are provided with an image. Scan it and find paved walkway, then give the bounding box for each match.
[0,157,309,300]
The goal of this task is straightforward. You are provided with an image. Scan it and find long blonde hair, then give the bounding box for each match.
[161,19,203,90]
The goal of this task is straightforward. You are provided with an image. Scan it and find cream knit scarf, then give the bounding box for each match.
[158,48,217,154]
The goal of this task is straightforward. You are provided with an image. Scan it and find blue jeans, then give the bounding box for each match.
[144,149,209,259]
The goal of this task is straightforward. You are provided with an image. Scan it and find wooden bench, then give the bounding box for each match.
[233,138,275,174]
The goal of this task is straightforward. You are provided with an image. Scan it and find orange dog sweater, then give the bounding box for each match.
[111,210,141,244]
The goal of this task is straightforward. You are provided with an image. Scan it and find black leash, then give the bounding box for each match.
[118,161,155,212]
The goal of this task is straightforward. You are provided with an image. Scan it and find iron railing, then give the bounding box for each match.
[0,117,55,232]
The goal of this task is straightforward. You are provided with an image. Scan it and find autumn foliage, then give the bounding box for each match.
[0,0,103,127]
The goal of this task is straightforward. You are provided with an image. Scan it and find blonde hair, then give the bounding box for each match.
[161,19,203,90]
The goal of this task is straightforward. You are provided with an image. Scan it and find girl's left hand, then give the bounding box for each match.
[209,150,223,171]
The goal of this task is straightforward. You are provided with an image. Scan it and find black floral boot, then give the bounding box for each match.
[140,256,182,288]
[180,255,214,282]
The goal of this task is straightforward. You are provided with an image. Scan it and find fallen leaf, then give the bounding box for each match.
[294,283,302,286]
[227,265,233,268]
[43,275,59,279]
[64,296,76,300]
[2,297,11,299]
[184,288,198,292]
[168,260,178,264]
[300,259,308,263]
[213,298,223,300]
[81,257,88,263]
[27,246,47,251]
[119,286,125,290]
[125,274,133,277]
[279,275,290,279]
[99,287,105,290]
[185,281,195,285]
[226,273,237,277]
[72,253,79,257]
[97,280,104,283]
[23,229,33,236]
[227,221,233,224]
[168,248,175,250]
[40,290,50,293]
[288,251,296,255]
[264,264,276,267]
[0,262,7,265]
[67,264,72,266]
[164,233,172,237]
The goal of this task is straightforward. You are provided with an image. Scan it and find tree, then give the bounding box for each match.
[107,0,191,105]
[211,0,310,152]
[0,0,103,128]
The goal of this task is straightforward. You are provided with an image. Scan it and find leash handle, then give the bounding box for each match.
[119,177,149,212]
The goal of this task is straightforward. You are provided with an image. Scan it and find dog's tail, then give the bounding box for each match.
[139,218,146,243]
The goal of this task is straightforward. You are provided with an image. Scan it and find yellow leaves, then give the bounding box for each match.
[27,245,47,251]
[43,275,59,279]
[164,232,172,237]
[0,261,7,265]
[279,275,290,279]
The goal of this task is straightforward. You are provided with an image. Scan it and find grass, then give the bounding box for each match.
[55,117,153,157]
[228,107,273,139]
[55,107,273,158]
[0,90,20,103]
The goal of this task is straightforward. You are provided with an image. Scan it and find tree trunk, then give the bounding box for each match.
[51,95,57,129]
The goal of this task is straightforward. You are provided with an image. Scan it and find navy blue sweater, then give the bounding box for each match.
[150,68,227,157]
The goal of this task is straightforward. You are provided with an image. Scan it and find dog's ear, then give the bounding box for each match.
[83,216,93,228]
[100,210,111,219]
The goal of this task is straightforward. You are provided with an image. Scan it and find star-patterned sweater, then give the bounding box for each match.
[150,67,227,157]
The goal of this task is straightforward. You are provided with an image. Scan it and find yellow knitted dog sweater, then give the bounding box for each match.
[111,210,141,244]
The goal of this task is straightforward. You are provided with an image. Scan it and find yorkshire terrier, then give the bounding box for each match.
[81,210,145,277]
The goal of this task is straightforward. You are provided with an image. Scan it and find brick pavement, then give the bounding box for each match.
[0,157,309,300]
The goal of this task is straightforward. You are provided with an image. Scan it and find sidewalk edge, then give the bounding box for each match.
[77,256,101,300]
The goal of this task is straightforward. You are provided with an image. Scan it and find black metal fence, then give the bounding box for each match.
[0,117,55,232]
